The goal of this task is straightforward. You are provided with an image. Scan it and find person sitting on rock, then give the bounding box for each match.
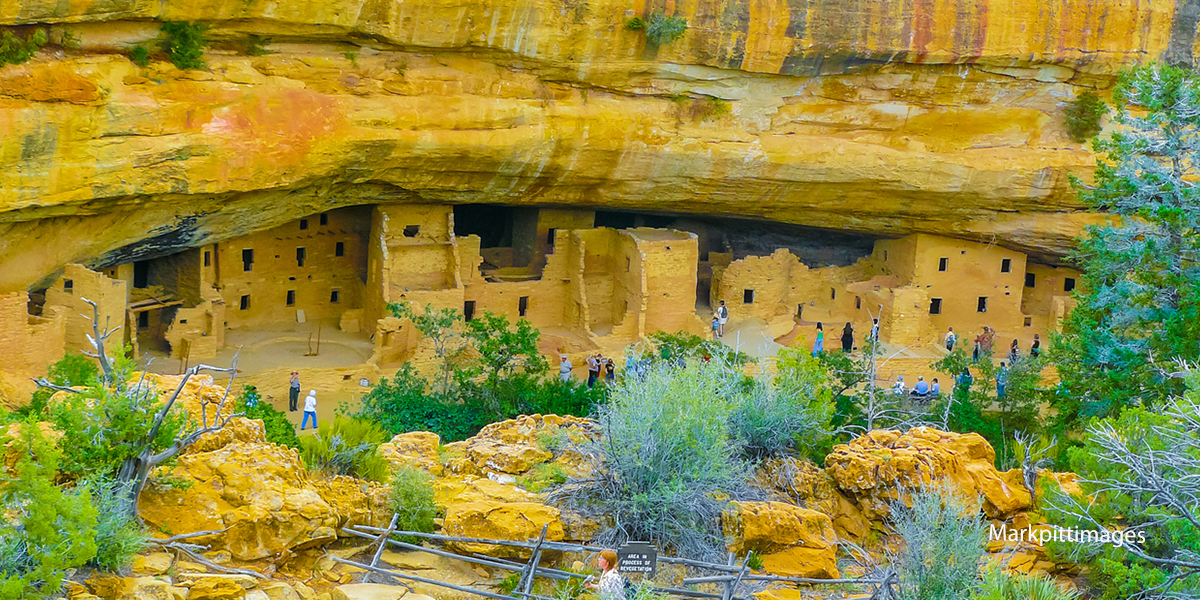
[911,376,929,396]
[931,378,941,396]
[892,376,907,396]
[585,550,626,600]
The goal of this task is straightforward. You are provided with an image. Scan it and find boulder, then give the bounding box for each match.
[330,584,406,600]
[138,441,339,560]
[131,552,174,576]
[260,583,303,600]
[188,417,267,454]
[754,457,872,541]
[187,578,247,600]
[442,501,565,558]
[824,428,1032,519]
[434,476,536,508]
[465,440,551,475]
[378,432,444,476]
[461,415,598,475]
[723,501,839,579]
[311,475,393,529]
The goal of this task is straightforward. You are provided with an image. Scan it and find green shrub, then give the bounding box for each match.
[746,550,764,571]
[625,17,645,30]
[517,462,568,492]
[552,363,750,559]
[886,484,987,600]
[0,29,47,66]
[129,44,150,67]
[1063,91,1108,143]
[646,331,754,366]
[160,22,207,70]
[60,29,81,50]
[299,417,390,482]
[244,34,273,56]
[972,566,1080,600]
[0,423,99,598]
[497,572,521,594]
[81,477,146,572]
[644,13,688,46]
[389,466,440,542]
[343,50,358,66]
[237,386,299,449]
[22,352,98,419]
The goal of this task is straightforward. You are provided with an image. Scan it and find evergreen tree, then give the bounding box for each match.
[1053,64,1200,427]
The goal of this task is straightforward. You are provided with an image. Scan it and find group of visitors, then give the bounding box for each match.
[558,353,616,386]
[891,375,941,399]
[966,327,1041,362]
[288,371,319,430]
[806,320,878,355]
[711,300,729,338]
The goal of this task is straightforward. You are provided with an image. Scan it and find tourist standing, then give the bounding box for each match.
[812,322,824,355]
[605,359,616,384]
[869,319,880,344]
[973,330,984,361]
[301,390,318,431]
[586,354,600,388]
[288,371,301,412]
[956,369,973,395]
[1008,339,1020,363]
[559,354,573,382]
[944,327,956,351]
[716,301,729,338]
[711,315,720,337]
[840,322,854,353]
[1030,334,1041,358]
[585,550,626,600]
[997,362,1009,399]
[981,326,996,353]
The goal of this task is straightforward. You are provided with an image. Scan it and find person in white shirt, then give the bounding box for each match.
[559,355,573,382]
[301,390,318,430]
[716,301,729,338]
[944,327,957,351]
[892,376,907,396]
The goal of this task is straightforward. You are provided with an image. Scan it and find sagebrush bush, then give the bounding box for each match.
[160,22,207,70]
[887,484,987,600]
[300,417,390,482]
[0,424,98,598]
[129,44,150,67]
[82,477,146,572]
[644,13,688,46]
[551,363,751,560]
[389,466,440,541]
[971,566,1080,600]
[238,386,299,449]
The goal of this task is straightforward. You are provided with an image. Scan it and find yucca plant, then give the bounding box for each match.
[299,417,390,482]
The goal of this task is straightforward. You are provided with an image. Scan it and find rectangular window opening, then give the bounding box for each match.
[335,242,345,257]
[300,219,308,231]
[240,295,251,310]
[463,300,476,321]
[796,304,803,318]
[1001,258,1012,273]
[518,296,529,317]
[63,279,73,292]
[929,298,942,315]
[133,261,149,289]
[1064,277,1076,292]
[1025,273,1036,288]
[330,289,340,303]
[547,228,557,247]
[855,296,862,309]
[403,225,420,238]
[830,288,836,300]
[286,290,295,306]
[319,213,328,226]
[977,296,988,313]
[242,249,254,272]
[938,257,948,272]
[138,311,149,328]
[743,289,755,304]
[1024,317,1033,327]
[296,247,306,267]
[203,251,211,267]
[625,257,631,272]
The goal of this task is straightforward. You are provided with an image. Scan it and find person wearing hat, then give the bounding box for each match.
[288,371,301,412]
[559,354,573,382]
[301,390,318,430]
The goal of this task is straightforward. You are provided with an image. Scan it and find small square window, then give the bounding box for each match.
[1001,258,1012,273]
[1064,277,1076,292]
[240,295,251,310]
[319,213,328,226]
[179,319,188,325]
[286,290,295,306]
[929,298,942,315]
[335,242,345,257]
[743,289,755,304]
[938,257,948,272]
[63,279,73,292]
[403,225,420,237]
[300,219,308,231]
[203,251,211,267]
[330,290,340,303]
[1024,317,1032,327]
[1025,273,1035,288]
[977,297,988,313]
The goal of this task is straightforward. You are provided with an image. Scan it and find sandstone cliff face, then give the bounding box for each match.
[1,0,1190,290]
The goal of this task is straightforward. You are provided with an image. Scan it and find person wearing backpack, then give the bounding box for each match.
[584,550,627,600]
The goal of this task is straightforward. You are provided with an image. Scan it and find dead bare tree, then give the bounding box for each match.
[1012,430,1056,499]
[1043,383,1200,599]
[33,297,243,519]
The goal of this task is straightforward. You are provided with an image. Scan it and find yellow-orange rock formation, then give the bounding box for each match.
[442,501,565,558]
[1,0,1182,290]
[723,501,839,579]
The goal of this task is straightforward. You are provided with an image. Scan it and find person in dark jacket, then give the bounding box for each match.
[841,322,854,353]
